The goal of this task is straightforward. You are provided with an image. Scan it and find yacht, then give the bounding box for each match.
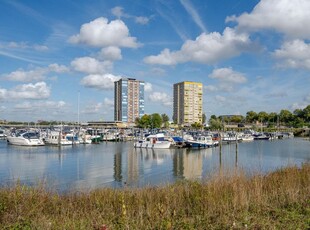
[7,131,45,146]
[185,135,217,148]
[134,133,171,149]
[44,131,72,146]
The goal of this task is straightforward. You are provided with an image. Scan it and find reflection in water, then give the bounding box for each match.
[0,138,309,191]
[173,149,203,179]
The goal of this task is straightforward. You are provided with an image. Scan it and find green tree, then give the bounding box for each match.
[191,122,202,130]
[279,109,293,124]
[202,113,206,124]
[246,111,258,123]
[150,113,162,128]
[139,114,151,128]
[230,115,243,123]
[257,111,269,123]
[161,114,170,128]
[303,105,310,122]
[209,118,223,130]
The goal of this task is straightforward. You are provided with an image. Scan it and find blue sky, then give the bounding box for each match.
[0,0,310,122]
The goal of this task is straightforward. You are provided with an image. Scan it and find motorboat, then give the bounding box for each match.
[44,131,73,145]
[134,133,171,149]
[185,135,216,148]
[240,133,254,142]
[7,131,45,146]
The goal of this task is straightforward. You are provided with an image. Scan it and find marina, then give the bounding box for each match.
[0,135,309,192]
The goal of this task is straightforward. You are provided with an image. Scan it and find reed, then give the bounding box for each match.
[0,163,309,229]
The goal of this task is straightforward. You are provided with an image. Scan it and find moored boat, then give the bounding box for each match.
[7,131,45,146]
[134,133,171,149]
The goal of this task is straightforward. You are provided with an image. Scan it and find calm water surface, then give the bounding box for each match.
[0,138,309,192]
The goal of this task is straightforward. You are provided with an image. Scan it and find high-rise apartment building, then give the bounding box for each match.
[173,81,203,125]
[114,78,144,123]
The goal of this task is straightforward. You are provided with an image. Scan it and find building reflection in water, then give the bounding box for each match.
[114,152,122,182]
[173,148,203,179]
[126,147,139,185]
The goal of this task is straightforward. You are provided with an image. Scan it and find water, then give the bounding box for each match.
[0,138,309,192]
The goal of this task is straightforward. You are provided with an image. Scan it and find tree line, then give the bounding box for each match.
[209,105,310,129]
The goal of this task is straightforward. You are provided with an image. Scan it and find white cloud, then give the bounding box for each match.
[180,0,207,32]
[227,0,310,39]
[4,68,46,82]
[111,6,126,18]
[273,40,310,70]
[290,93,310,110]
[14,100,65,110]
[144,27,253,65]
[0,82,50,100]
[103,98,114,107]
[11,82,50,99]
[98,46,122,61]
[149,92,172,106]
[204,85,218,92]
[144,82,153,92]
[4,63,69,82]
[135,16,149,25]
[208,67,247,84]
[7,41,48,51]
[80,74,121,90]
[69,17,140,48]
[48,63,69,73]
[71,57,113,74]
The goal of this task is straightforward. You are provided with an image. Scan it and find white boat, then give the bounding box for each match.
[134,133,171,149]
[44,131,72,145]
[240,133,254,142]
[0,129,7,139]
[7,131,45,146]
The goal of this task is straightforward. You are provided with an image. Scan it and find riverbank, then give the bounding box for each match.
[0,164,309,229]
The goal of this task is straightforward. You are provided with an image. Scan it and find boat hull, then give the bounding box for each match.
[134,141,171,149]
[7,136,45,146]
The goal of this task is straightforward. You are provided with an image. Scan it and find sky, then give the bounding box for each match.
[0,0,310,122]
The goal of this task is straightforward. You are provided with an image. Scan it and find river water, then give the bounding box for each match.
[0,138,309,192]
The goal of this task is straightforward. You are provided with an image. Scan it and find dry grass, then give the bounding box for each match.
[0,163,309,229]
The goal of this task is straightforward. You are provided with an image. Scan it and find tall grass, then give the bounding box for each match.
[0,163,309,229]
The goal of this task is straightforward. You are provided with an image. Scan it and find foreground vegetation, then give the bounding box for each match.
[0,164,309,229]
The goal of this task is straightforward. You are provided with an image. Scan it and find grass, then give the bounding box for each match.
[0,163,309,229]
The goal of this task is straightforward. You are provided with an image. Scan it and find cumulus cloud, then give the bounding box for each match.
[98,46,122,61]
[0,82,50,100]
[272,40,310,70]
[3,63,69,82]
[71,57,113,74]
[208,67,247,84]
[144,27,253,65]
[148,92,172,106]
[227,0,310,39]
[112,6,150,25]
[144,82,153,92]
[69,17,140,48]
[290,93,310,110]
[80,74,121,90]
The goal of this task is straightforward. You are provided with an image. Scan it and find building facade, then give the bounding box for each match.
[173,81,203,126]
[114,78,144,123]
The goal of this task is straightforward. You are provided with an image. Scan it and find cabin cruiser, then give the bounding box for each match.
[185,135,217,148]
[7,131,45,146]
[134,133,171,149]
[44,131,73,145]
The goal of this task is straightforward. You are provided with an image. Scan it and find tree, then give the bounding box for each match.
[150,113,162,129]
[161,114,170,128]
[257,111,269,123]
[191,122,202,130]
[202,113,206,124]
[209,118,223,130]
[279,110,293,124]
[246,111,258,123]
[139,114,151,128]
